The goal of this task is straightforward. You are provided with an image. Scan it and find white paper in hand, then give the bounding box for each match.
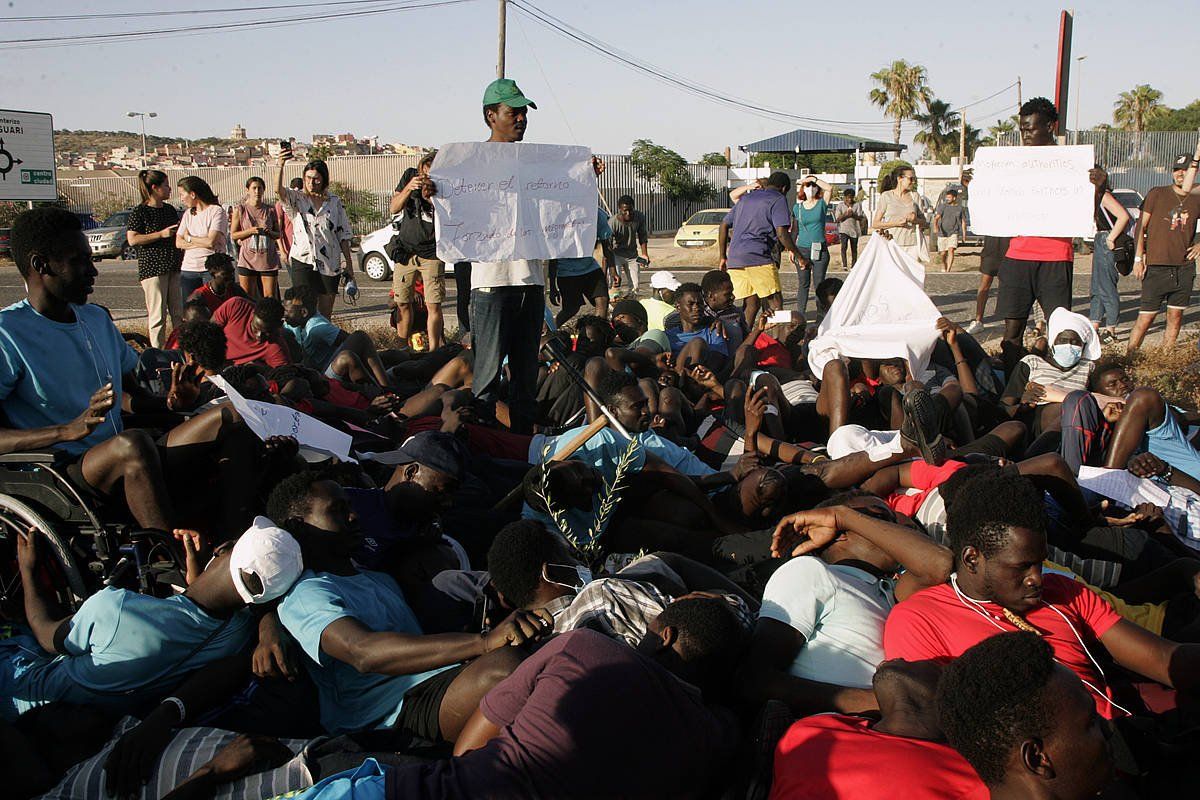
[208,375,354,462]
[430,142,597,262]
[968,145,1095,237]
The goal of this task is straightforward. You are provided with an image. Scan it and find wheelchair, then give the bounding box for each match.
[0,450,186,621]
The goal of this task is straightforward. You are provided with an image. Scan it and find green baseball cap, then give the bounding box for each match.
[482,78,537,110]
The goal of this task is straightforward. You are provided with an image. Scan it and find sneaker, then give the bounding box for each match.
[1099,328,1117,346]
[963,320,984,335]
[900,387,947,466]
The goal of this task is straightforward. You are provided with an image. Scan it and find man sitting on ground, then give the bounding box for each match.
[283,284,393,387]
[212,294,292,368]
[188,253,250,314]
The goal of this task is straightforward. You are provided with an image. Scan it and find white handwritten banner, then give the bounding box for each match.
[430,142,597,262]
[967,145,1095,237]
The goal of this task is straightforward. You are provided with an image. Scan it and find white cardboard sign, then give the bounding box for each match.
[208,375,354,462]
[0,110,57,202]
[967,145,1095,237]
[430,142,597,262]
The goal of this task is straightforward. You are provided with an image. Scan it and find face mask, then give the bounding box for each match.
[804,186,817,200]
[1052,344,1083,368]
[542,563,592,591]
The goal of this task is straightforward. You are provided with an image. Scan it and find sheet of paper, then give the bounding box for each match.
[430,141,597,262]
[208,375,354,462]
[1077,466,1171,507]
[967,145,1095,237]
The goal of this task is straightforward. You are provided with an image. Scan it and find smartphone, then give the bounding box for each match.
[279,140,292,152]
[767,309,794,324]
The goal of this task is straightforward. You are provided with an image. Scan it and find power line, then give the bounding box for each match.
[0,0,474,49]
[1,0,396,23]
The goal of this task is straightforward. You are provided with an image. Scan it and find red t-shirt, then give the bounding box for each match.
[886,459,967,517]
[770,713,987,800]
[188,282,249,315]
[212,297,289,368]
[883,575,1125,717]
[1006,236,1073,263]
[752,332,793,369]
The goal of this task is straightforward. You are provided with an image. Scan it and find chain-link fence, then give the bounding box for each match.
[57,152,731,236]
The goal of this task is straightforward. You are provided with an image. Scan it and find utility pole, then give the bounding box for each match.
[1016,76,1022,112]
[959,109,967,177]
[497,0,507,79]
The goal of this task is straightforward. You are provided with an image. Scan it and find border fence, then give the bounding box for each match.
[55,153,731,236]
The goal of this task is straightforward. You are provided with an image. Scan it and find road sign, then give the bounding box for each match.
[0,110,56,202]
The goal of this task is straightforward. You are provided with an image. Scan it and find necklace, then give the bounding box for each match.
[1001,607,1042,635]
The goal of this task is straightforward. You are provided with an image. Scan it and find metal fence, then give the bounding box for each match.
[995,129,1196,198]
[56,152,731,236]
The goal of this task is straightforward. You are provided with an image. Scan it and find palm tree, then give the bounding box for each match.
[953,123,985,161]
[1113,84,1166,132]
[985,117,1017,146]
[869,60,933,146]
[913,99,960,161]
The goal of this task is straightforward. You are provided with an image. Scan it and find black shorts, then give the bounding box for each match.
[1139,263,1196,312]
[392,663,465,742]
[556,269,608,306]
[995,258,1072,320]
[979,236,1011,277]
[291,259,342,296]
[237,266,279,278]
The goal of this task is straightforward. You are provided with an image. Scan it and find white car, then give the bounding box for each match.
[358,215,455,282]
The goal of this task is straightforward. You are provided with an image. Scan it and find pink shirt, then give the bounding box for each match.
[178,204,229,273]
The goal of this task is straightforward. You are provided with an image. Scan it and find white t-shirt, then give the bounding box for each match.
[759,556,895,689]
[470,259,545,289]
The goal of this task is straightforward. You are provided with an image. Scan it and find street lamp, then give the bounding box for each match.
[1073,56,1087,144]
[127,111,157,167]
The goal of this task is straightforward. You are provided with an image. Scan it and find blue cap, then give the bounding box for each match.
[394,431,466,480]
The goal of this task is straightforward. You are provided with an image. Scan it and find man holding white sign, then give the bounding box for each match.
[970,98,1106,358]
[430,79,601,434]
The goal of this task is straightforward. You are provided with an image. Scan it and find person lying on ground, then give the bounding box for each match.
[266,472,552,739]
[769,658,986,800]
[283,284,393,387]
[739,491,952,716]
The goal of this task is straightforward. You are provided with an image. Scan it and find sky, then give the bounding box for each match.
[1,0,1194,161]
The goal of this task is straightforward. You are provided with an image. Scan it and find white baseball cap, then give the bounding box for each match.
[229,516,305,604]
[650,271,681,291]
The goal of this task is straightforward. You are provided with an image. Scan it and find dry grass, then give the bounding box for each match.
[1118,336,1200,409]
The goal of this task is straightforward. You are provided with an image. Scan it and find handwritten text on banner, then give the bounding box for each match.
[430,142,597,262]
[967,145,1095,238]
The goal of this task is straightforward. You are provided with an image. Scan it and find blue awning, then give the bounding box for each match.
[740,128,904,154]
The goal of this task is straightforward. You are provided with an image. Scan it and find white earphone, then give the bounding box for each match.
[949,573,1133,717]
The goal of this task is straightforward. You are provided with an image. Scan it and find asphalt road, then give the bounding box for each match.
[0,253,1192,348]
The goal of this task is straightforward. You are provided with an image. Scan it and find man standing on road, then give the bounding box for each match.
[834,188,864,269]
[933,189,967,273]
[718,171,802,327]
[995,98,1107,365]
[1127,143,1200,352]
[610,195,650,295]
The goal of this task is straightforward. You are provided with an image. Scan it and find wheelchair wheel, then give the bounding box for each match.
[0,494,88,619]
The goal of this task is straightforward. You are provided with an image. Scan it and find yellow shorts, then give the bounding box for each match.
[728,264,781,300]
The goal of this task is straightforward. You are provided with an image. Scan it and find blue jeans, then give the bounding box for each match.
[1089,235,1120,328]
[470,285,544,434]
[180,271,209,304]
[795,246,830,316]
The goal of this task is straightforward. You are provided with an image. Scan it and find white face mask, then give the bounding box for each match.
[804,186,818,200]
[1052,343,1083,368]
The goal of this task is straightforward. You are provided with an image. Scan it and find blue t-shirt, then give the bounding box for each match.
[555,208,613,278]
[0,300,139,455]
[666,326,730,357]
[723,190,792,268]
[792,199,828,248]
[0,588,253,721]
[278,569,456,734]
[286,314,343,371]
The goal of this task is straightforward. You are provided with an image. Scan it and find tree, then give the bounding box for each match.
[869,60,933,145]
[329,181,383,234]
[308,142,334,161]
[748,152,854,173]
[1113,84,1166,133]
[985,117,1017,146]
[952,123,985,161]
[699,152,729,166]
[913,98,959,162]
[1148,99,1200,132]
[630,139,715,216]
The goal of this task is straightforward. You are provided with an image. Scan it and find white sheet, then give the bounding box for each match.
[807,233,942,381]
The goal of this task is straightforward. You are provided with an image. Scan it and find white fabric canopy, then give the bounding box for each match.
[807,233,943,381]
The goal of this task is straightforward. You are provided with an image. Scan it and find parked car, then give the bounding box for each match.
[0,227,10,258]
[674,208,729,248]
[358,215,454,282]
[87,210,135,260]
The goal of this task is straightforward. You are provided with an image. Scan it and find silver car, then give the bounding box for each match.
[87,210,135,260]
